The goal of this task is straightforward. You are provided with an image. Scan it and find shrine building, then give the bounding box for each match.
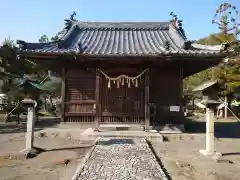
[17,15,226,130]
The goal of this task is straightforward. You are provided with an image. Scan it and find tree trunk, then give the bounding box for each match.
[44,95,47,111]
[49,95,56,113]
[17,113,20,124]
[224,96,228,119]
[34,95,40,123]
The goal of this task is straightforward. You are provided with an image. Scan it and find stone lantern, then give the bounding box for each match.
[19,74,47,158]
[193,80,222,159]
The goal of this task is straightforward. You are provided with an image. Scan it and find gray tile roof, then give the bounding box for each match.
[18,21,225,56]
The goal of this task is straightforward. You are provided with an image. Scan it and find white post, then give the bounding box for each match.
[20,99,37,158]
[200,107,222,159]
[26,106,35,149]
[206,108,214,153]
[224,96,228,119]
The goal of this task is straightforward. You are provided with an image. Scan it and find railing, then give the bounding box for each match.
[65,100,95,113]
[100,112,144,124]
[64,100,95,123]
[64,101,145,124]
[64,115,95,123]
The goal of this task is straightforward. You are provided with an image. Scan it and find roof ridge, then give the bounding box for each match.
[67,20,170,30]
[75,20,171,23]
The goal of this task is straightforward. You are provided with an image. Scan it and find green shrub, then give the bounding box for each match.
[38,111,51,116]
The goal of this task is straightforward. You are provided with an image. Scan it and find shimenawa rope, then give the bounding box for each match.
[98,68,148,88]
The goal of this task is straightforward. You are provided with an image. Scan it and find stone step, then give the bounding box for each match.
[149,125,184,134]
[99,124,145,131]
[89,130,163,142]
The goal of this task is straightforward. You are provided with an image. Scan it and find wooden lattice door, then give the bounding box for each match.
[99,70,145,124]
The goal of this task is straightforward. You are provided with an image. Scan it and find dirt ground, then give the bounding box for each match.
[0,123,93,180]
[0,117,239,180]
[152,117,240,180]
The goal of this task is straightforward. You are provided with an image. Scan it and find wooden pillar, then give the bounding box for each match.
[60,67,66,122]
[192,96,195,107]
[179,63,184,117]
[145,69,150,130]
[95,69,100,130]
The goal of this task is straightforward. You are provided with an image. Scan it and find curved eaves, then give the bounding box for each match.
[191,43,224,51]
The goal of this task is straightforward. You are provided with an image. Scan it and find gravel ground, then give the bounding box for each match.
[77,137,167,180]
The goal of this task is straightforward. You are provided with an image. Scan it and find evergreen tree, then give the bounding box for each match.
[183,3,240,96]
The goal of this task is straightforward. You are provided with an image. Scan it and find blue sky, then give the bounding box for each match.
[0,0,239,43]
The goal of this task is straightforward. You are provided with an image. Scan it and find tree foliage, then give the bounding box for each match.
[183,70,212,92]
[183,3,240,96]
[37,34,61,98]
[0,39,41,122]
[0,34,61,122]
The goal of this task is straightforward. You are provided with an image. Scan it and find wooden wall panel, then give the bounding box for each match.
[149,67,184,125]
[64,66,184,125]
[66,70,95,101]
[65,69,96,120]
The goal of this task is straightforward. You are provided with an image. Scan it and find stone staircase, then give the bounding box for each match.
[99,124,145,131]
[87,124,163,143]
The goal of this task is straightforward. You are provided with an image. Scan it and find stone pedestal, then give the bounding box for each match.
[199,108,222,159]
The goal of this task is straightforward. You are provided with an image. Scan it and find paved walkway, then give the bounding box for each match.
[76,137,167,180]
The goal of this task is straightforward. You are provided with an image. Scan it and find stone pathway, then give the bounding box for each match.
[76,137,167,180]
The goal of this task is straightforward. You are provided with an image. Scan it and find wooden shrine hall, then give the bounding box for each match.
[17,14,226,130]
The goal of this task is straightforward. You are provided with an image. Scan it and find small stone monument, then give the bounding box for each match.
[20,97,39,158]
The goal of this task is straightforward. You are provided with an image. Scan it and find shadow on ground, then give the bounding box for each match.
[28,145,91,159]
[185,117,240,138]
[46,146,92,152]
[98,138,135,145]
[0,118,60,134]
[222,152,240,156]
